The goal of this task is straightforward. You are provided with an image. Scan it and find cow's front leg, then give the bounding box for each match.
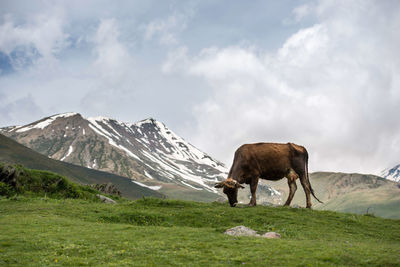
[284,179,297,206]
[249,177,259,206]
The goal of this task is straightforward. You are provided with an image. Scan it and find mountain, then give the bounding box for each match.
[262,172,400,219]
[381,164,400,182]
[0,133,163,200]
[0,112,228,201]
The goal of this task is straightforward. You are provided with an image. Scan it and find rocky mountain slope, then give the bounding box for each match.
[0,112,230,200]
[381,164,400,182]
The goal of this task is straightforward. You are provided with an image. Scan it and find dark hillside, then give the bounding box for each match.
[0,133,163,200]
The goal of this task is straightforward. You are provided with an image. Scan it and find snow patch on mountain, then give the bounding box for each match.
[87,121,142,161]
[61,145,74,161]
[15,112,78,133]
[381,164,400,182]
[181,180,203,190]
[132,181,162,191]
[144,170,153,179]
[87,117,119,140]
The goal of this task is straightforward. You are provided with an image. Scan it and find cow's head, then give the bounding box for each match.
[215,177,244,207]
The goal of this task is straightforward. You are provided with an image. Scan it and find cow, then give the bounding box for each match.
[215,142,322,208]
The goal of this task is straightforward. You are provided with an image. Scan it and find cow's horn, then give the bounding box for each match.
[214,181,225,188]
[236,183,245,189]
[224,178,236,188]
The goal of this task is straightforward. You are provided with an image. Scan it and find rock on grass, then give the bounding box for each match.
[224,226,281,239]
[224,226,258,236]
[262,232,281,239]
[97,194,116,204]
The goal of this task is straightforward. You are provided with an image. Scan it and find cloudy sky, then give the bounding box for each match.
[0,0,399,174]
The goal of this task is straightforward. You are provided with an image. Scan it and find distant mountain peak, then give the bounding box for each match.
[87,116,112,121]
[381,164,400,182]
[136,117,160,127]
[57,112,80,117]
[10,112,81,133]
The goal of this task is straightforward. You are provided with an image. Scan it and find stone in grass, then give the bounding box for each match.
[224,226,281,239]
[97,194,116,204]
[262,232,281,239]
[224,226,259,237]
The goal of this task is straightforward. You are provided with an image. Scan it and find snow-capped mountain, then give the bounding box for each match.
[0,112,228,195]
[381,164,400,182]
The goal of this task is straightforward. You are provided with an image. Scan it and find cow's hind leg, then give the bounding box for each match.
[284,169,298,206]
[299,173,312,208]
[249,177,259,206]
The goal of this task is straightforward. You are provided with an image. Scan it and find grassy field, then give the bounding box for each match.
[1,196,399,266]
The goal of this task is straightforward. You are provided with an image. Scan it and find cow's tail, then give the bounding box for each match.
[305,149,323,204]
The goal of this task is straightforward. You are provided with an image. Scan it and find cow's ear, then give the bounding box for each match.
[214,181,225,188]
[236,183,245,189]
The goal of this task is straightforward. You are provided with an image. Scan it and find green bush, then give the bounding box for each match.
[0,162,100,200]
[0,182,14,197]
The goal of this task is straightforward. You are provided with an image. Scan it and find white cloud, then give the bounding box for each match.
[161,46,189,73]
[0,15,138,124]
[292,4,313,22]
[0,94,43,126]
[0,9,69,69]
[173,0,400,174]
[189,47,265,81]
[92,18,133,84]
[143,10,193,46]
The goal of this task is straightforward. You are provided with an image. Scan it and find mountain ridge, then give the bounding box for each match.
[0,112,230,200]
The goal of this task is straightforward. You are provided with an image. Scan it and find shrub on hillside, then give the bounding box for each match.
[0,181,13,196]
[0,163,99,200]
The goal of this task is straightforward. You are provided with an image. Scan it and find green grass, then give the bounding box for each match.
[158,183,219,202]
[1,197,399,266]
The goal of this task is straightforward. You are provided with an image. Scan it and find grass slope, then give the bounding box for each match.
[157,182,219,202]
[0,197,399,266]
[0,134,163,200]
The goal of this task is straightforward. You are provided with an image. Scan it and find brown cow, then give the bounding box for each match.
[215,142,322,208]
